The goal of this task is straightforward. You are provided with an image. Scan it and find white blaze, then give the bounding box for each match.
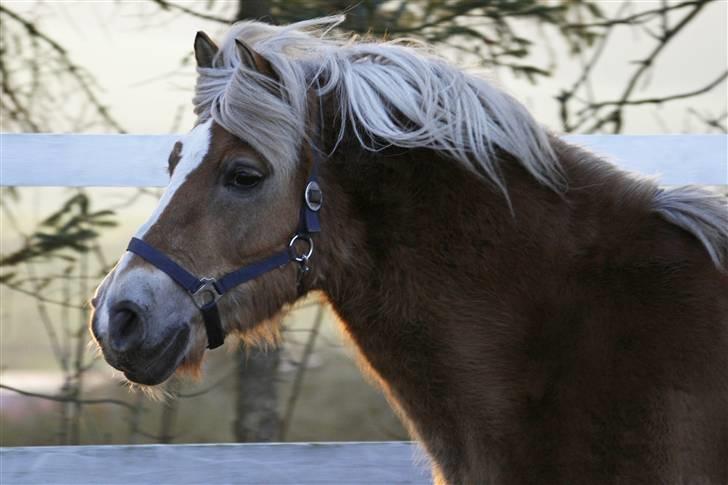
[136,118,214,238]
[94,119,213,336]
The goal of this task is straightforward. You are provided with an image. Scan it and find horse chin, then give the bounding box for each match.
[112,324,191,386]
[174,344,207,381]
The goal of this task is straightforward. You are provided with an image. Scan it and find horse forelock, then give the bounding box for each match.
[192,16,565,193]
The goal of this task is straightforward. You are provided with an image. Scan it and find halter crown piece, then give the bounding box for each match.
[126,123,324,349]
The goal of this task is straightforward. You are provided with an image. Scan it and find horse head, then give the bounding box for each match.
[90,31,318,385]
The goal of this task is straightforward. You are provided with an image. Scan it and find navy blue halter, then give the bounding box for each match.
[127,151,323,349]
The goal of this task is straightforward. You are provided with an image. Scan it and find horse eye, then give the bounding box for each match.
[229,169,263,189]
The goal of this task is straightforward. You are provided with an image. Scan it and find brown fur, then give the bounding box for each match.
[296,126,728,484]
[139,92,728,485]
[96,36,728,484]
[154,114,728,483]
[138,123,301,377]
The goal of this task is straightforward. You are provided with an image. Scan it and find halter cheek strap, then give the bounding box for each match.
[126,165,322,349]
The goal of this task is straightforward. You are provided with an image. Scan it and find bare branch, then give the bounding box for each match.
[2,280,87,309]
[0,383,138,411]
[688,108,728,132]
[0,4,125,132]
[583,70,727,110]
[563,0,706,30]
[573,1,710,133]
[150,0,231,24]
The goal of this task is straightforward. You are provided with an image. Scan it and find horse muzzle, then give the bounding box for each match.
[91,301,191,385]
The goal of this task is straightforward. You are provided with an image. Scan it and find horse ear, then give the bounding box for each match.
[194,31,219,68]
[234,39,271,74]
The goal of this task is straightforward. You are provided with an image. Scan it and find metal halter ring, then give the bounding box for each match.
[305,181,323,212]
[190,277,222,309]
[288,234,314,263]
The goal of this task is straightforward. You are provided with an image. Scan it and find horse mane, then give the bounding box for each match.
[192,16,565,193]
[193,16,728,269]
[652,186,728,267]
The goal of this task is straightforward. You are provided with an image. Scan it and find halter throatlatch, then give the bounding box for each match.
[126,146,323,350]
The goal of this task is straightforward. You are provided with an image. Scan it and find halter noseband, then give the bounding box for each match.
[126,143,323,350]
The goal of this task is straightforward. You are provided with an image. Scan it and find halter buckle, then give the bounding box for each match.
[190,277,222,309]
[305,181,323,212]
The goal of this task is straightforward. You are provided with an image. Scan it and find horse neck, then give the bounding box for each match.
[309,135,665,381]
[311,139,535,382]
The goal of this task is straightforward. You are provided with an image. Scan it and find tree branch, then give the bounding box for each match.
[1,280,87,310]
[583,70,727,110]
[0,383,138,411]
[0,4,125,132]
[150,0,231,24]
[578,1,709,133]
[563,0,706,30]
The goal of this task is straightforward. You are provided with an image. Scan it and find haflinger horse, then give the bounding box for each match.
[90,16,728,485]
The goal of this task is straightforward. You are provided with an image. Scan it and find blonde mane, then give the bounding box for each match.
[192,16,728,268]
[193,16,565,193]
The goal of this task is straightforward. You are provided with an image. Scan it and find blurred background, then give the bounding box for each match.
[1,0,726,447]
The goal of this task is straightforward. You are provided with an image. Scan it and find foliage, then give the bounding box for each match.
[155,0,606,82]
[0,5,124,132]
[1,192,116,273]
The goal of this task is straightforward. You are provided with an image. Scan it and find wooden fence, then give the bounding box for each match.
[1,134,726,186]
[0,132,725,484]
[0,442,432,484]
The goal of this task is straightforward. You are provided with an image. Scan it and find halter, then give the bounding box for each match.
[126,131,323,350]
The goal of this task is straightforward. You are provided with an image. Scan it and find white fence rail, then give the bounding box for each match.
[1,134,726,186]
[0,442,431,484]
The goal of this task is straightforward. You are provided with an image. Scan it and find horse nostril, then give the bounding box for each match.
[108,302,145,353]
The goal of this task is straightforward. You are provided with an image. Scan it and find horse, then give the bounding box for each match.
[89,17,728,484]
